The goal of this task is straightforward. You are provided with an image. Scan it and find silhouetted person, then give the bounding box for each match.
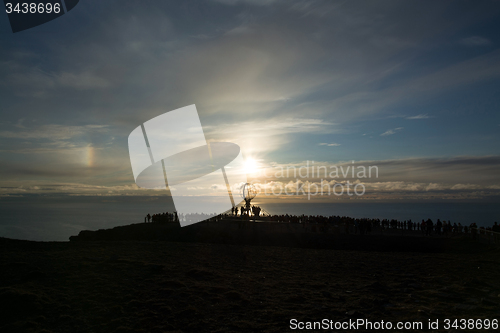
[470,223,477,239]
[436,219,442,235]
[426,219,433,236]
[492,222,499,241]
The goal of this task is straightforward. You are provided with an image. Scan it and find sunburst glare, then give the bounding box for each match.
[244,157,258,174]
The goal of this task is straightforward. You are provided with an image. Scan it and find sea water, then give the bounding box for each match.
[0,196,498,241]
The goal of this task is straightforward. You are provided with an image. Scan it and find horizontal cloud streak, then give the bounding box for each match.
[381,127,403,136]
[406,114,432,120]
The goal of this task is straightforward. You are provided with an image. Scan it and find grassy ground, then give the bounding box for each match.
[0,234,499,332]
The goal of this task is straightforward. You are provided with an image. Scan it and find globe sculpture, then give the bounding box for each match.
[242,183,257,201]
[241,183,258,217]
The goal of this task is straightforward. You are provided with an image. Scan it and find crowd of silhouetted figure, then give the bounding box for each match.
[250,215,498,237]
[249,215,498,236]
[144,206,264,225]
[144,209,499,239]
[228,205,262,217]
[145,212,222,224]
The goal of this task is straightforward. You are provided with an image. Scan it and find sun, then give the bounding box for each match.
[244,157,258,174]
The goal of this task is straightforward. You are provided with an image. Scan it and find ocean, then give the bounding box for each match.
[0,196,498,241]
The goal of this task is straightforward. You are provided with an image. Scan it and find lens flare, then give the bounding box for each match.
[244,157,258,174]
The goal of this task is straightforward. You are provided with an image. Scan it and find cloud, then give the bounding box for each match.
[253,155,500,187]
[1,155,499,199]
[1,0,499,201]
[57,72,111,90]
[3,1,499,130]
[319,143,340,146]
[0,183,148,196]
[2,63,112,95]
[406,114,432,120]
[212,0,278,6]
[381,127,403,136]
[204,117,336,155]
[300,49,500,124]
[459,36,492,47]
[393,49,500,97]
[224,25,253,36]
[288,0,339,17]
[248,179,500,202]
[0,122,123,183]
[0,124,108,141]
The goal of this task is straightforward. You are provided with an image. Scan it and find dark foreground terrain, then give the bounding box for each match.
[0,224,499,332]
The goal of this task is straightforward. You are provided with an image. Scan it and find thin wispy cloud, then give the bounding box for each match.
[406,114,432,120]
[459,36,492,47]
[204,118,336,155]
[224,25,253,36]
[381,127,403,136]
[0,124,108,140]
[212,0,278,6]
[319,143,340,147]
[3,64,112,95]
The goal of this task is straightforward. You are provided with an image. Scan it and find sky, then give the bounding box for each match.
[0,0,500,202]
